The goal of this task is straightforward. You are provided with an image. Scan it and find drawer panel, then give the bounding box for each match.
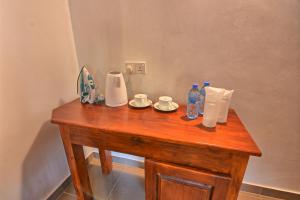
[145,159,231,200]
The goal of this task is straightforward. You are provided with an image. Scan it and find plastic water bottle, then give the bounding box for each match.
[187,84,200,119]
[199,81,210,115]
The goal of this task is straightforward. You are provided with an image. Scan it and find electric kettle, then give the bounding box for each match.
[105,71,128,107]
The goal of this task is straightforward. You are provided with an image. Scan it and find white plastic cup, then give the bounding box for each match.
[218,90,234,123]
[202,87,225,128]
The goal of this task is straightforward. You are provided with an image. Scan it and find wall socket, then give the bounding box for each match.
[125,61,147,74]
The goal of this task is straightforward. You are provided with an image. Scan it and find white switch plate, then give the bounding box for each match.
[125,61,147,74]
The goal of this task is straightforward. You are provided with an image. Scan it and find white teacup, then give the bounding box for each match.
[134,94,148,106]
[158,96,173,110]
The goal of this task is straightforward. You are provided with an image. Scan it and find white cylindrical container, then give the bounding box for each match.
[105,71,128,107]
[218,90,234,123]
[202,87,225,128]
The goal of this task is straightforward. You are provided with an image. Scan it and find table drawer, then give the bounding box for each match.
[145,159,231,200]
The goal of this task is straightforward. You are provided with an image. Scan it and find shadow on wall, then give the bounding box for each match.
[21,121,69,200]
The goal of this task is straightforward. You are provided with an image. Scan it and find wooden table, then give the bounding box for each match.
[51,99,261,200]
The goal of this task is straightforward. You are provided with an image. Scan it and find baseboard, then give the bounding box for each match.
[47,175,72,200]
[48,152,300,200]
[240,183,300,200]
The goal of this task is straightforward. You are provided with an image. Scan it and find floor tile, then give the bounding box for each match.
[57,193,76,200]
[65,163,124,200]
[260,196,283,200]
[62,160,284,200]
[238,191,261,200]
[112,156,144,169]
[108,166,145,200]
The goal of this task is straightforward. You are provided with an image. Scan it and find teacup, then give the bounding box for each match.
[158,96,173,110]
[134,94,148,106]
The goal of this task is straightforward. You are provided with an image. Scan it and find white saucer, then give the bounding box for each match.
[129,99,152,108]
[153,102,179,112]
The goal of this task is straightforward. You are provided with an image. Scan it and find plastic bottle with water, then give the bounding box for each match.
[199,81,210,115]
[187,84,200,119]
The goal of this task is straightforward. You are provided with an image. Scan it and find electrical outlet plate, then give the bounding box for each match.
[125,61,147,74]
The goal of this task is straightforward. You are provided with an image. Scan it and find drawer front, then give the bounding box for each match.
[158,175,212,200]
[145,159,231,200]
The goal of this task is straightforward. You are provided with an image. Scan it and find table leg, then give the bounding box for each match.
[98,148,112,175]
[226,154,249,200]
[59,125,93,200]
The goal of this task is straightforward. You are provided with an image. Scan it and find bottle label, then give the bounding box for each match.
[189,96,197,104]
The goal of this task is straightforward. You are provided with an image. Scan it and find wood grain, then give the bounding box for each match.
[145,159,231,200]
[226,154,250,200]
[59,125,93,200]
[98,149,112,175]
[52,99,261,156]
[159,177,211,200]
[69,125,235,174]
[52,99,262,200]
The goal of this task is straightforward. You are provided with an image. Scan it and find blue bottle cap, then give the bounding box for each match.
[192,84,199,89]
[204,81,210,86]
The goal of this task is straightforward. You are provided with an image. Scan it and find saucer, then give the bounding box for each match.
[129,99,152,108]
[153,102,179,112]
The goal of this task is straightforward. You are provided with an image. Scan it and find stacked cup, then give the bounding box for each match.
[202,87,234,128]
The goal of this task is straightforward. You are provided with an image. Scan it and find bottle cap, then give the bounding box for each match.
[192,84,199,89]
[204,81,210,86]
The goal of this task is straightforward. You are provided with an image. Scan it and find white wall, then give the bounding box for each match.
[69,0,300,193]
[0,0,79,199]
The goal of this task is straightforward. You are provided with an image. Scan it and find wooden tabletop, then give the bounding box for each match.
[52,99,261,156]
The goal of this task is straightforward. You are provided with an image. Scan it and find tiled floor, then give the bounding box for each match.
[57,158,282,200]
